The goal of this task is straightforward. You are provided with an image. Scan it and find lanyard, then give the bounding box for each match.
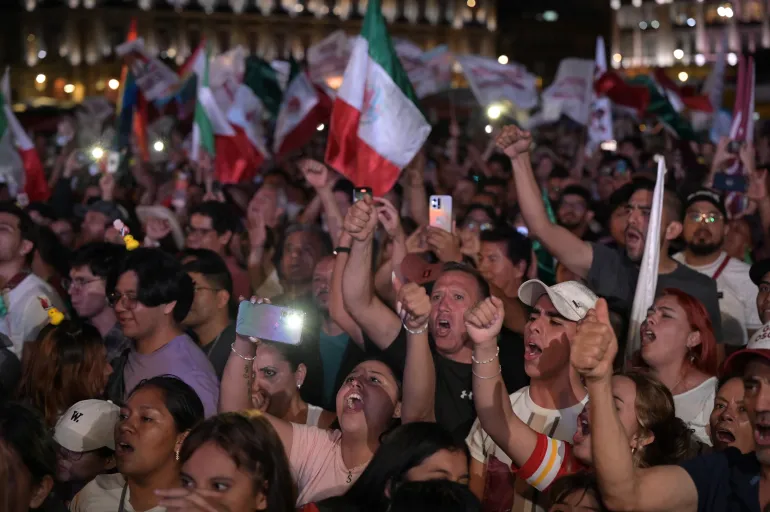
[118,482,129,512]
[712,256,731,281]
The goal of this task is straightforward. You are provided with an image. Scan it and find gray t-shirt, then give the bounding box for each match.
[588,243,723,341]
[124,334,219,417]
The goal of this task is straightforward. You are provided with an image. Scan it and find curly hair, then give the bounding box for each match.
[624,370,699,467]
[179,412,296,512]
[16,321,110,427]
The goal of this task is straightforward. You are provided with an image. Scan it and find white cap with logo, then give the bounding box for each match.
[518,279,599,322]
[54,399,120,452]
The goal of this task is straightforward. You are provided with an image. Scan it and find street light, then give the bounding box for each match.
[153,140,165,152]
[727,52,738,66]
[678,71,689,82]
[108,79,119,90]
[63,83,75,93]
[35,74,46,84]
[673,49,684,60]
[497,55,509,65]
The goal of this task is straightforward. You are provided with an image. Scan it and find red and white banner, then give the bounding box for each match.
[536,58,594,125]
[307,30,352,90]
[116,38,180,101]
[393,40,453,98]
[587,37,613,154]
[456,55,538,110]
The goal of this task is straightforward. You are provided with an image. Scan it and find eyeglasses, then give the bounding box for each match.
[464,221,493,232]
[193,285,221,294]
[107,291,139,310]
[688,212,723,224]
[185,226,215,237]
[55,443,91,461]
[63,277,102,291]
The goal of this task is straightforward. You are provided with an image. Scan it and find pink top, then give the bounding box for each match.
[225,256,251,301]
[289,424,368,506]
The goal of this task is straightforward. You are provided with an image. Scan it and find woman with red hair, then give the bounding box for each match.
[635,288,718,445]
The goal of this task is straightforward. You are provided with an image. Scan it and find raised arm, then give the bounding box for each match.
[496,126,593,278]
[468,297,538,468]
[573,299,698,512]
[341,196,402,349]
[395,278,435,423]
[298,159,344,246]
[329,231,364,348]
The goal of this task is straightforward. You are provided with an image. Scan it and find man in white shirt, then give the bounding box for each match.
[0,202,66,358]
[466,280,595,512]
[673,188,761,346]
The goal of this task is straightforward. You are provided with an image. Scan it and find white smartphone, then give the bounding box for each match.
[429,195,453,232]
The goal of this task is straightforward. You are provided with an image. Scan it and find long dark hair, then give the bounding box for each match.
[180,412,296,512]
[325,422,468,512]
[128,376,204,434]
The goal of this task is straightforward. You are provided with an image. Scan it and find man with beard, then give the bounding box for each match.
[751,259,770,325]
[497,125,723,341]
[674,189,761,346]
[556,185,601,242]
[342,196,525,439]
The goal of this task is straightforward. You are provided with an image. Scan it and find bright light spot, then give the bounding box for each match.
[694,53,706,66]
[498,55,509,65]
[754,112,761,121]
[37,50,46,59]
[611,0,620,9]
[326,76,343,89]
[542,10,558,21]
[294,3,304,11]
[632,0,641,6]
[612,53,622,63]
[167,47,177,58]
[673,48,684,59]
[724,6,733,17]
[63,83,75,93]
[651,20,660,28]
[639,21,648,29]
[487,104,502,120]
[485,125,493,134]
[687,17,696,26]
[108,79,119,90]
[91,147,104,160]
[466,0,476,7]
[678,71,689,82]
[35,73,46,84]
[316,124,325,131]
[286,312,304,330]
[153,140,165,152]
[717,6,725,16]
[728,52,738,66]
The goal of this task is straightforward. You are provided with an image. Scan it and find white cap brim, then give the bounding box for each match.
[518,279,583,322]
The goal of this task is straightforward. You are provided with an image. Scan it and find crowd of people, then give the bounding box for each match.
[3,110,770,512]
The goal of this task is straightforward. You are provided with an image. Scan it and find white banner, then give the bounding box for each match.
[393,40,453,99]
[456,55,538,110]
[540,58,595,125]
[116,38,180,101]
[208,46,246,114]
[307,30,351,89]
[587,37,613,154]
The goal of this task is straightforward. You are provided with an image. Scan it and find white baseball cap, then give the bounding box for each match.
[518,279,599,322]
[54,399,120,452]
[722,321,770,376]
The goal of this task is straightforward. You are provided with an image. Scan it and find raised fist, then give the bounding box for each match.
[394,276,431,331]
[570,298,617,383]
[298,158,330,190]
[343,195,378,242]
[496,125,533,160]
[464,296,505,346]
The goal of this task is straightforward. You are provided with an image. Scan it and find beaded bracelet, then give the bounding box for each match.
[471,346,500,365]
[403,321,429,335]
[472,365,502,380]
[230,342,256,361]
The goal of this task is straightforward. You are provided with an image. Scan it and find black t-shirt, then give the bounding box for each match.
[200,323,237,381]
[373,327,529,441]
[679,447,760,512]
[588,243,724,341]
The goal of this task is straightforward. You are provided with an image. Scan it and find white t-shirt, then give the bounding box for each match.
[0,273,66,357]
[466,386,588,512]
[673,252,762,346]
[674,376,718,446]
[70,473,166,512]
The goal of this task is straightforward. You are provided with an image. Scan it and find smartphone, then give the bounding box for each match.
[429,195,453,232]
[727,140,742,154]
[353,187,372,202]
[712,173,747,193]
[600,140,617,152]
[235,301,305,345]
[106,151,120,174]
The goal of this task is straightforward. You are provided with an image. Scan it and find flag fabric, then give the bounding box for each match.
[192,43,262,184]
[274,60,332,157]
[531,58,594,126]
[393,39,453,99]
[115,19,149,161]
[652,68,713,114]
[325,0,431,197]
[705,28,729,117]
[0,70,49,202]
[307,30,352,92]
[587,36,613,155]
[724,55,755,216]
[456,55,538,110]
[595,71,650,115]
[116,38,180,102]
[627,75,698,140]
[625,157,666,363]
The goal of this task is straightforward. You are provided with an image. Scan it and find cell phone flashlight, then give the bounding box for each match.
[600,140,617,152]
[353,187,373,202]
[235,301,304,345]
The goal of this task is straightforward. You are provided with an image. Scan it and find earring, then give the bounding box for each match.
[687,346,697,363]
[297,383,302,389]
[175,450,180,461]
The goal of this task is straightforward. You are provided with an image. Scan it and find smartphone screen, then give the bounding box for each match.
[429,195,453,232]
[353,187,372,203]
[235,302,304,345]
[712,173,747,193]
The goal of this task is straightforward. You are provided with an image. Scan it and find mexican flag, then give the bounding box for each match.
[191,43,264,184]
[0,69,48,202]
[325,0,431,196]
[274,60,332,157]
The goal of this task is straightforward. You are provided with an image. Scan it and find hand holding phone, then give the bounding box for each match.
[353,187,373,203]
[235,301,305,345]
[429,195,453,232]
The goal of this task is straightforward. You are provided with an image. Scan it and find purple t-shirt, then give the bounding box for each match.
[123,334,219,417]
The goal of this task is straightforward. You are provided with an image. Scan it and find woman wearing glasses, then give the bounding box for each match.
[105,248,220,417]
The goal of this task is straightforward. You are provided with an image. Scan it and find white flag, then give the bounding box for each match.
[625,157,667,362]
[307,30,351,89]
[538,58,595,124]
[587,37,613,154]
[456,55,538,110]
[116,38,180,101]
[393,39,453,98]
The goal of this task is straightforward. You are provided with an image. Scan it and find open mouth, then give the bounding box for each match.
[434,318,451,336]
[524,341,543,361]
[714,427,736,444]
[755,423,770,445]
[116,441,134,455]
[640,324,656,345]
[625,229,642,245]
[344,392,364,413]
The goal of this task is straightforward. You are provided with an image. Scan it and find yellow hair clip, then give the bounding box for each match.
[113,220,140,251]
[38,297,64,326]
